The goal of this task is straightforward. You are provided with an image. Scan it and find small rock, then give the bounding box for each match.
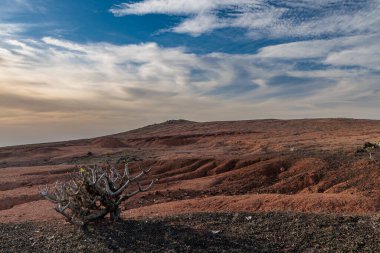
[232,213,239,222]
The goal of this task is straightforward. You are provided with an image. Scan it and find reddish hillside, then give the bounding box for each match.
[0,118,380,223]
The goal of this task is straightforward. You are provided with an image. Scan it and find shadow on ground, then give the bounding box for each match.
[1,212,379,252]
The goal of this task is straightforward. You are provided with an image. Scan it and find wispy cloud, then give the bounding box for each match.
[0,35,378,122]
[0,0,47,40]
[111,0,380,37]
[257,34,380,71]
[0,0,46,16]
[110,0,260,16]
[0,24,24,38]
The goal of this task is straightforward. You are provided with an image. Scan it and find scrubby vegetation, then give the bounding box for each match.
[357,142,380,160]
[40,163,154,229]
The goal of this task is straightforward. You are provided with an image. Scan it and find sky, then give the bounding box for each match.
[0,0,379,146]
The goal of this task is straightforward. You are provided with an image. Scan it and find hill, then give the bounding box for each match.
[1,118,380,222]
[0,118,380,251]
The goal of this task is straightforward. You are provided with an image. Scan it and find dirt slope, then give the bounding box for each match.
[1,118,380,223]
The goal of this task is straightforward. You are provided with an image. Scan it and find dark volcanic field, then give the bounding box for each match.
[1,212,380,253]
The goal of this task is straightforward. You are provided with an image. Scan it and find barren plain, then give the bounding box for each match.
[1,118,380,252]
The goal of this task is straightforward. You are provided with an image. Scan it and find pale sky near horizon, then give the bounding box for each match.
[0,0,380,146]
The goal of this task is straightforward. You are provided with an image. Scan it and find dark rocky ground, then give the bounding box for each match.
[1,212,379,253]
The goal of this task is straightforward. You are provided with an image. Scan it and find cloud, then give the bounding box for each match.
[0,32,379,145]
[125,87,178,100]
[0,1,47,41]
[0,0,46,16]
[257,39,341,59]
[110,0,259,16]
[0,24,24,38]
[256,34,380,72]
[324,36,380,71]
[0,35,378,108]
[172,14,226,36]
[265,75,337,98]
[0,92,102,113]
[111,0,380,38]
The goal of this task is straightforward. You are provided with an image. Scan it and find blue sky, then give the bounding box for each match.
[0,0,379,146]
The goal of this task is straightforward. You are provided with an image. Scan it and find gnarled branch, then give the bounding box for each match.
[40,162,155,227]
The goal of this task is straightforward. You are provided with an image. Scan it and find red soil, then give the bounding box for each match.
[92,137,127,148]
[1,118,380,223]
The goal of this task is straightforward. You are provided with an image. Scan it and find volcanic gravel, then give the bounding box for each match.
[1,212,379,253]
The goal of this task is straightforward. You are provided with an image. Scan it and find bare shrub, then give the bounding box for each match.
[40,163,154,228]
[357,142,380,160]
